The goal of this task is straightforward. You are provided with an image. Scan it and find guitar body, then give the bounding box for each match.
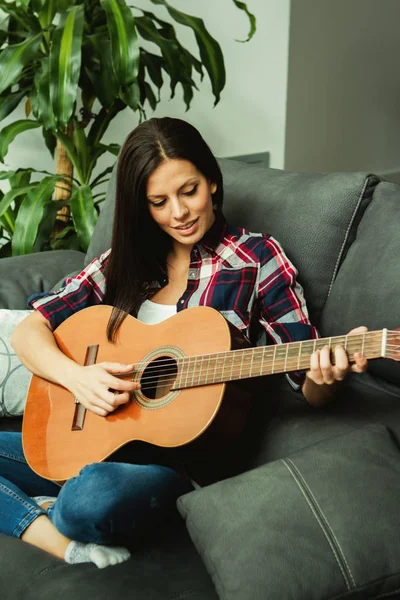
[22,305,250,482]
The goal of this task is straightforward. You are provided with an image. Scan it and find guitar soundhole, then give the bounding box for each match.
[141,356,178,400]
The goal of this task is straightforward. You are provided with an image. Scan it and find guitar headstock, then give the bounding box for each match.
[386,329,400,362]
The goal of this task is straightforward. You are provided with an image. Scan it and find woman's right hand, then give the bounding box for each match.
[65,362,140,417]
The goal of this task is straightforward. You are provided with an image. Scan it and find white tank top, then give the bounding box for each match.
[137,299,177,324]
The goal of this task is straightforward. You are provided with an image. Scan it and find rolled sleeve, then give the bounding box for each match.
[256,236,320,390]
[28,249,110,330]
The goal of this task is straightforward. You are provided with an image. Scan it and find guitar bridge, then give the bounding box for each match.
[71,344,99,431]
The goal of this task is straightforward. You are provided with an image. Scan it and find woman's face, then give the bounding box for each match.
[146,159,216,253]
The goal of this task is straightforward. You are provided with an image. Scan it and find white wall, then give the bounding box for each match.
[284,0,400,176]
[1,0,291,193]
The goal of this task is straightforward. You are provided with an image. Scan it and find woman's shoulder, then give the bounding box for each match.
[222,223,290,265]
[224,222,280,250]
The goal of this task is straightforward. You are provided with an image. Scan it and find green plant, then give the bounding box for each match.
[0,0,255,256]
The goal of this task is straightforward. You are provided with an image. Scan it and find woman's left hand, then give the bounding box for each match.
[302,326,368,406]
[306,325,369,386]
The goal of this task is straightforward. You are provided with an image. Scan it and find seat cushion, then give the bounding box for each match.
[0,521,217,600]
[178,424,400,600]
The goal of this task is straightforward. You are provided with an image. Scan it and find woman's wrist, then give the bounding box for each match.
[301,376,341,408]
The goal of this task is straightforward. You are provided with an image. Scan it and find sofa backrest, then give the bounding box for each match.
[320,179,400,385]
[86,158,378,328]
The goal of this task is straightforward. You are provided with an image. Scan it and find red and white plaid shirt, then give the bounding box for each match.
[29,212,319,389]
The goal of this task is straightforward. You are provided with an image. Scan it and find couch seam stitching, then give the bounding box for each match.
[327,176,369,298]
[285,458,356,588]
[282,458,354,590]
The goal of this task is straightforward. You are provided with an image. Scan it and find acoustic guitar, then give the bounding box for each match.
[22,305,400,482]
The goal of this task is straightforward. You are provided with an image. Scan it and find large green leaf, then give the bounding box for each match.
[33,197,60,252]
[11,175,57,255]
[84,34,118,109]
[140,51,163,94]
[0,183,36,217]
[0,88,26,121]
[119,80,140,110]
[70,184,98,251]
[135,15,180,96]
[232,0,256,42]
[72,119,90,181]
[33,0,74,28]
[31,57,56,130]
[149,0,225,105]
[49,4,84,130]
[0,32,42,94]
[0,119,41,162]
[0,206,15,234]
[101,0,139,87]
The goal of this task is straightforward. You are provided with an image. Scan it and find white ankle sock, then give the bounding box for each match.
[65,540,131,569]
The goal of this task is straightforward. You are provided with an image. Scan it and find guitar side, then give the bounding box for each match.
[22,305,234,481]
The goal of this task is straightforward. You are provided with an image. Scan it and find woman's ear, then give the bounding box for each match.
[210,181,217,194]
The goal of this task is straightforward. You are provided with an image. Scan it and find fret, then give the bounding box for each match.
[189,356,196,387]
[249,346,254,378]
[213,352,218,384]
[260,346,265,375]
[297,341,302,370]
[220,353,225,382]
[361,334,365,356]
[198,355,204,386]
[283,344,289,372]
[271,345,277,374]
[344,335,348,353]
[381,329,387,357]
[258,347,263,376]
[239,349,244,379]
[205,353,211,385]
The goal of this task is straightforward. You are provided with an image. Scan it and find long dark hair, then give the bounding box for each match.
[104,117,223,341]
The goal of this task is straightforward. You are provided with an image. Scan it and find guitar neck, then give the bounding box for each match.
[173,330,388,389]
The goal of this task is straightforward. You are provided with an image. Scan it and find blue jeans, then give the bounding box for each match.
[0,432,193,544]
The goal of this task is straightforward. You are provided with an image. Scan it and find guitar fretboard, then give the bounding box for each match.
[172,330,386,389]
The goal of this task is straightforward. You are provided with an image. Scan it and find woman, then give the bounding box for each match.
[2,117,367,568]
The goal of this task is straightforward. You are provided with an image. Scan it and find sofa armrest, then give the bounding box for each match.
[0,250,85,309]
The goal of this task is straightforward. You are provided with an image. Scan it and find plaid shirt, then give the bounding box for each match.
[29,212,319,390]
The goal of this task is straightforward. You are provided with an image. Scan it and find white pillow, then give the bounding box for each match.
[0,309,33,417]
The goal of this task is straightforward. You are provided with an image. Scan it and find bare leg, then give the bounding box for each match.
[21,513,70,559]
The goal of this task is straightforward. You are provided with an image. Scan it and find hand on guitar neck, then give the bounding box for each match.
[302,326,368,407]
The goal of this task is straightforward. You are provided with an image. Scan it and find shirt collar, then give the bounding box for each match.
[197,210,227,254]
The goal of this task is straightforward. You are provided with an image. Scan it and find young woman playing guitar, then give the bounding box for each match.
[2,118,367,568]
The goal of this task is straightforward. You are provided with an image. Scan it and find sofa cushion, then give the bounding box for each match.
[178,424,400,600]
[86,160,378,327]
[0,250,85,310]
[0,520,217,600]
[0,309,33,417]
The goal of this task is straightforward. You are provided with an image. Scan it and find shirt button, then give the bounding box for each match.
[189,270,196,279]
[180,299,184,304]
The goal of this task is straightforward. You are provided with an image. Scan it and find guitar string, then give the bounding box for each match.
[121,339,398,388]
[136,341,397,390]
[118,337,395,378]
[117,333,392,374]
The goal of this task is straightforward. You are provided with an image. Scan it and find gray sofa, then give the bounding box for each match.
[1,159,400,600]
